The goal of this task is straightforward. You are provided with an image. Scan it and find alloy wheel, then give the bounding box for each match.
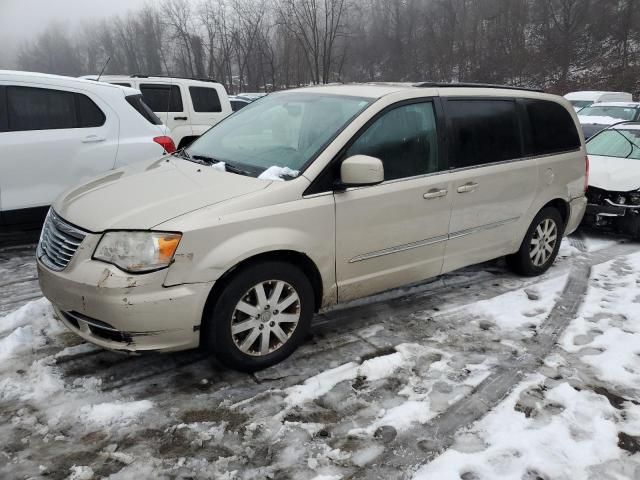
[529,218,558,267]
[231,280,301,356]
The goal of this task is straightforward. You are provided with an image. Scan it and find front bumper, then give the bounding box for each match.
[37,246,213,353]
[583,201,640,236]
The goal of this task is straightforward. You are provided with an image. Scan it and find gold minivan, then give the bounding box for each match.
[37,83,587,371]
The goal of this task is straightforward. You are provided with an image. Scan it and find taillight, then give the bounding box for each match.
[153,136,176,154]
[584,154,589,193]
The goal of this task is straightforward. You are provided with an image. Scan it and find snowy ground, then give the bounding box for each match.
[1,230,639,479]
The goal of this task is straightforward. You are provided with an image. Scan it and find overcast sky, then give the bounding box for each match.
[0,0,151,66]
[0,0,150,39]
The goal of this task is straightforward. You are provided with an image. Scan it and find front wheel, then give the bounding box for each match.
[507,207,563,276]
[203,261,314,372]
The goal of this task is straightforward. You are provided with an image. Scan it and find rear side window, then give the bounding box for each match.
[8,86,76,131]
[5,86,105,131]
[190,87,222,112]
[0,87,7,132]
[523,99,580,155]
[125,94,162,125]
[446,99,521,168]
[77,94,106,127]
[111,82,132,87]
[140,84,183,112]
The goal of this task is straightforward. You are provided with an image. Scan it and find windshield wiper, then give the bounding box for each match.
[223,162,252,176]
[172,148,192,160]
[191,154,220,165]
[190,154,252,176]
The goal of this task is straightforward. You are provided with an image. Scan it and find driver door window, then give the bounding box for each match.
[346,102,440,180]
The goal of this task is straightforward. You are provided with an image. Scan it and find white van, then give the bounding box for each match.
[564,91,633,112]
[82,75,232,149]
[0,71,173,227]
[38,83,587,371]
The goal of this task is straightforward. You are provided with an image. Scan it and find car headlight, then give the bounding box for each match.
[93,231,182,273]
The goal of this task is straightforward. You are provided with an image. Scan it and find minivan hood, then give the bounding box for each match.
[53,157,269,231]
[588,155,640,192]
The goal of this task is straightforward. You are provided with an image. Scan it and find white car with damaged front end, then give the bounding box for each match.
[584,123,640,237]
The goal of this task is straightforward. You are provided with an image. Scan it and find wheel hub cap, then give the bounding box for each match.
[231,280,301,357]
[529,218,558,267]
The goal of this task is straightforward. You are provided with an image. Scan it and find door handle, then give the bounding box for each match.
[174,116,188,120]
[423,188,448,199]
[457,182,478,193]
[82,135,106,143]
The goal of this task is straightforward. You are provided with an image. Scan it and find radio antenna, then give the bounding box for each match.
[96,56,111,82]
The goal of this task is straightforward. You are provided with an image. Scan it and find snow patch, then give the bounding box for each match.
[472,274,568,331]
[561,251,640,389]
[413,377,620,480]
[258,166,299,181]
[67,465,94,480]
[578,115,624,125]
[80,400,153,426]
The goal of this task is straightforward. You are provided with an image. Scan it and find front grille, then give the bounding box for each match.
[37,209,87,271]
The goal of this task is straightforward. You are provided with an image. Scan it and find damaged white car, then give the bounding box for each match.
[584,123,640,238]
[578,102,640,140]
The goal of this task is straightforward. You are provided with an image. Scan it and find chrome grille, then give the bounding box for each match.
[37,209,87,271]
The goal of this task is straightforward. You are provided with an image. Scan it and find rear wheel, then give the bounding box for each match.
[203,261,314,372]
[507,207,563,276]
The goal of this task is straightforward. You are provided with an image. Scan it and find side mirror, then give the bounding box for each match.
[337,155,384,189]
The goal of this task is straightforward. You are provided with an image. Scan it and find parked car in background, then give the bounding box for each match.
[229,95,252,112]
[564,91,632,112]
[577,102,640,139]
[82,75,232,149]
[0,71,173,228]
[37,83,586,371]
[584,122,640,238]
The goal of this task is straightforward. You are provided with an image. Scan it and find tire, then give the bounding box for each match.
[203,261,314,372]
[507,207,564,276]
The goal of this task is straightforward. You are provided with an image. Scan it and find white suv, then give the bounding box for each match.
[0,71,174,227]
[38,83,587,371]
[82,75,232,149]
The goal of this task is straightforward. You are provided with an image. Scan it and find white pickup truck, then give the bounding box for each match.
[83,75,232,149]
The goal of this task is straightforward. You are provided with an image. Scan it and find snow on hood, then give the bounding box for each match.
[578,115,624,125]
[588,154,640,191]
[258,166,299,182]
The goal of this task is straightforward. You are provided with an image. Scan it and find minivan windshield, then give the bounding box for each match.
[185,92,372,179]
[579,105,637,122]
[587,129,640,160]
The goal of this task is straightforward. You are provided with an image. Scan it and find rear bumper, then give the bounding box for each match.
[565,196,587,235]
[38,258,213,352]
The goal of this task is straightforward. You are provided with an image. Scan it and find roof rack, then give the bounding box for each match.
[130,74,220,83]
[414,82,543,93]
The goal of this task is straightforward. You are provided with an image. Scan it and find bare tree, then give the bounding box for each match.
[11,0,640,98]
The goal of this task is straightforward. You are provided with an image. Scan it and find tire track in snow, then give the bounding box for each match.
[359,242,640,479]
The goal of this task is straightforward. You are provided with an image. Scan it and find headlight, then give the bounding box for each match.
[93,231,182,273]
